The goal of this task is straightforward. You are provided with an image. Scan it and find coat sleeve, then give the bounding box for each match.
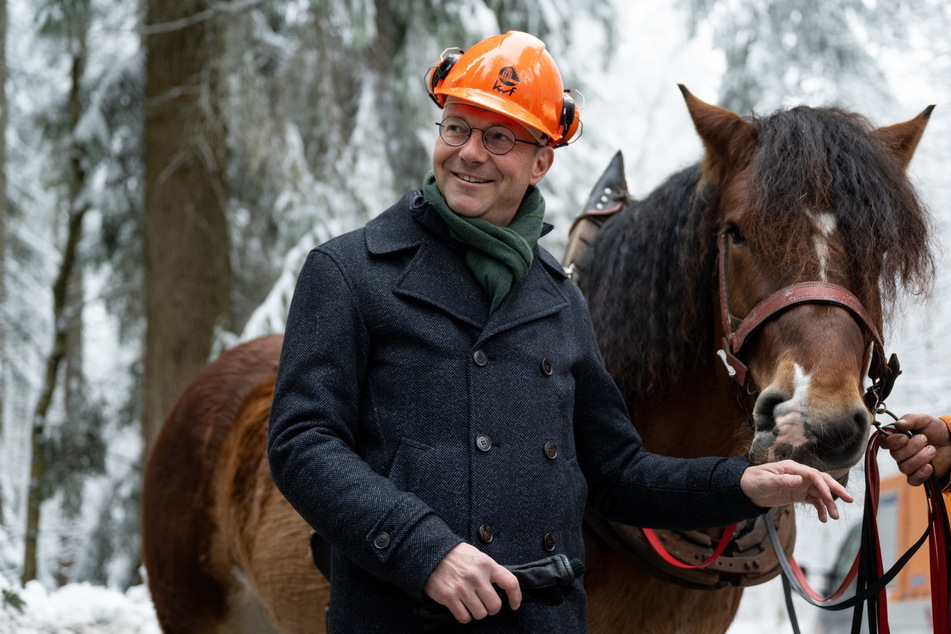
[267,248,463,601]
[567,293,765,529]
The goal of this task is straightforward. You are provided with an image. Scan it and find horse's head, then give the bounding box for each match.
[680,85,934,479]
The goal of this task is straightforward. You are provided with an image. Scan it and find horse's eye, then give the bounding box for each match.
[725,224,746,246]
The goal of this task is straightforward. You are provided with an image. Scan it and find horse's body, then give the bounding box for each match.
[142,89,934,633]
[141,334,324,634]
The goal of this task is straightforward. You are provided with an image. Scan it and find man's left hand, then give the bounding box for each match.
[740,460,854,522]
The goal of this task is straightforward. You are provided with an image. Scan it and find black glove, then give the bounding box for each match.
[417,554,585,631]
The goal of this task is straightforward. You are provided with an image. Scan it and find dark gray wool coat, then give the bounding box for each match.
[267,190,764,633]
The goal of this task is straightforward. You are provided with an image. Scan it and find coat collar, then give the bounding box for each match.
[365,191,428,255]
[365,191,570,334]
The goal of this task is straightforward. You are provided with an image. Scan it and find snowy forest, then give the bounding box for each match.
[1,0,950,631]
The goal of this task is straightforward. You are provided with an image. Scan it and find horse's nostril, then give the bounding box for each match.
[853,406,871,431]
[752,389,789,431]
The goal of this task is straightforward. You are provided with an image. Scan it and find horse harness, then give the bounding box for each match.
[561,151,629,286]
[583,506,795,590]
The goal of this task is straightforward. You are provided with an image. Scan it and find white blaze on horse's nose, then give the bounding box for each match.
[806,209,837,282]
[773,364,811,448]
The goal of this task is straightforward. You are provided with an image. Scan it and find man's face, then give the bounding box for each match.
[433,101,554,227]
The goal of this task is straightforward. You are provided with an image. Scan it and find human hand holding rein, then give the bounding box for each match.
[880,413,951,486]
[424,542,523,624]
[740,460,854,522]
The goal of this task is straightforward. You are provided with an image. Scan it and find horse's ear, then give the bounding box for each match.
[873,105,935,169]
[678,84,757,184]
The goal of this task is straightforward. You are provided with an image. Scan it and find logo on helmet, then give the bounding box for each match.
[493,66,520,96]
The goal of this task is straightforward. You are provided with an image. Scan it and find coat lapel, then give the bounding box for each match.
[366,196,488,328]
[365,194,570,334]
[479,248,570,343]
[394,238,489,328]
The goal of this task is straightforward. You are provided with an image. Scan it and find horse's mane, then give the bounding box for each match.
[579,105,935,402]
[579,165,715,400]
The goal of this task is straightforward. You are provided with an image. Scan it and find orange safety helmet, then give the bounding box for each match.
[425,31,582,148]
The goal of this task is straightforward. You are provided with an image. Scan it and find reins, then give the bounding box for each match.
[639,418,951,634]
[766,421,951,634]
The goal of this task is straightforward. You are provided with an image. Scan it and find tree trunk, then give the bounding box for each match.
[143,0,231,449]
[23,217,88,586]
[21,9,89,583]
[22,209,87,584]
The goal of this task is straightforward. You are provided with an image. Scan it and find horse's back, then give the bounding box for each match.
[142,334,326,633]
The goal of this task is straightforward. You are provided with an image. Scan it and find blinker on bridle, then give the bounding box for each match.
[714,232,901,414]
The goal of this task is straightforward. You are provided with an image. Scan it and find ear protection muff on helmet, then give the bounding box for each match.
[425,48,463,107]
[555,92,580,148]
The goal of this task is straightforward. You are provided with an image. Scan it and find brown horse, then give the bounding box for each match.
[141,88,934,633]
[574,87,933,633]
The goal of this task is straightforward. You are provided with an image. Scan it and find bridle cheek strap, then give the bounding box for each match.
[715,234,899,409]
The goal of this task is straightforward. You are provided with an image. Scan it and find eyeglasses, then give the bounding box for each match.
[435,117,542,155]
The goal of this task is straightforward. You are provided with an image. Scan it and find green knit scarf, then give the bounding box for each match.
[422,170,545,313]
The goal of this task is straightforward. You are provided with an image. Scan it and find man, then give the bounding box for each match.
[267,31,851,632]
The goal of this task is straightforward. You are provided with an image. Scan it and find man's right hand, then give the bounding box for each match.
[423,542,522,624]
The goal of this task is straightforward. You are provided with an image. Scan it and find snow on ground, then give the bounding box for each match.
[0,581,159,633]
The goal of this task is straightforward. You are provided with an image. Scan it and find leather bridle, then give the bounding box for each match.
[714,232,901,412]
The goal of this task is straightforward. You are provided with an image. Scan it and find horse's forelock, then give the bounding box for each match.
[745,106,935,313]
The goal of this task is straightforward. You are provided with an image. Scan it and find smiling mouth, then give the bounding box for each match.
[456,172,491,184]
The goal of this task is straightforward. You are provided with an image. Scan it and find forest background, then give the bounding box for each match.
[0,0,949,631]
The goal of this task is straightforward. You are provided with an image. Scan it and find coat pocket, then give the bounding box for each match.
[385,437,433,493]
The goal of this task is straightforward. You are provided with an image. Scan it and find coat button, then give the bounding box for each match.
[373,532,391,550]
[479,524,493,543]
[543,533,557,552]
[540,358,553,376]
[543,441,558,459]
[473,350,488,367]
[475,434,492,452]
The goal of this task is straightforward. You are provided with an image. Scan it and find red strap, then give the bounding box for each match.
[941,416,951,494]
[641,524,737,569]
[926,470,951,633]
[788,553,859,602]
